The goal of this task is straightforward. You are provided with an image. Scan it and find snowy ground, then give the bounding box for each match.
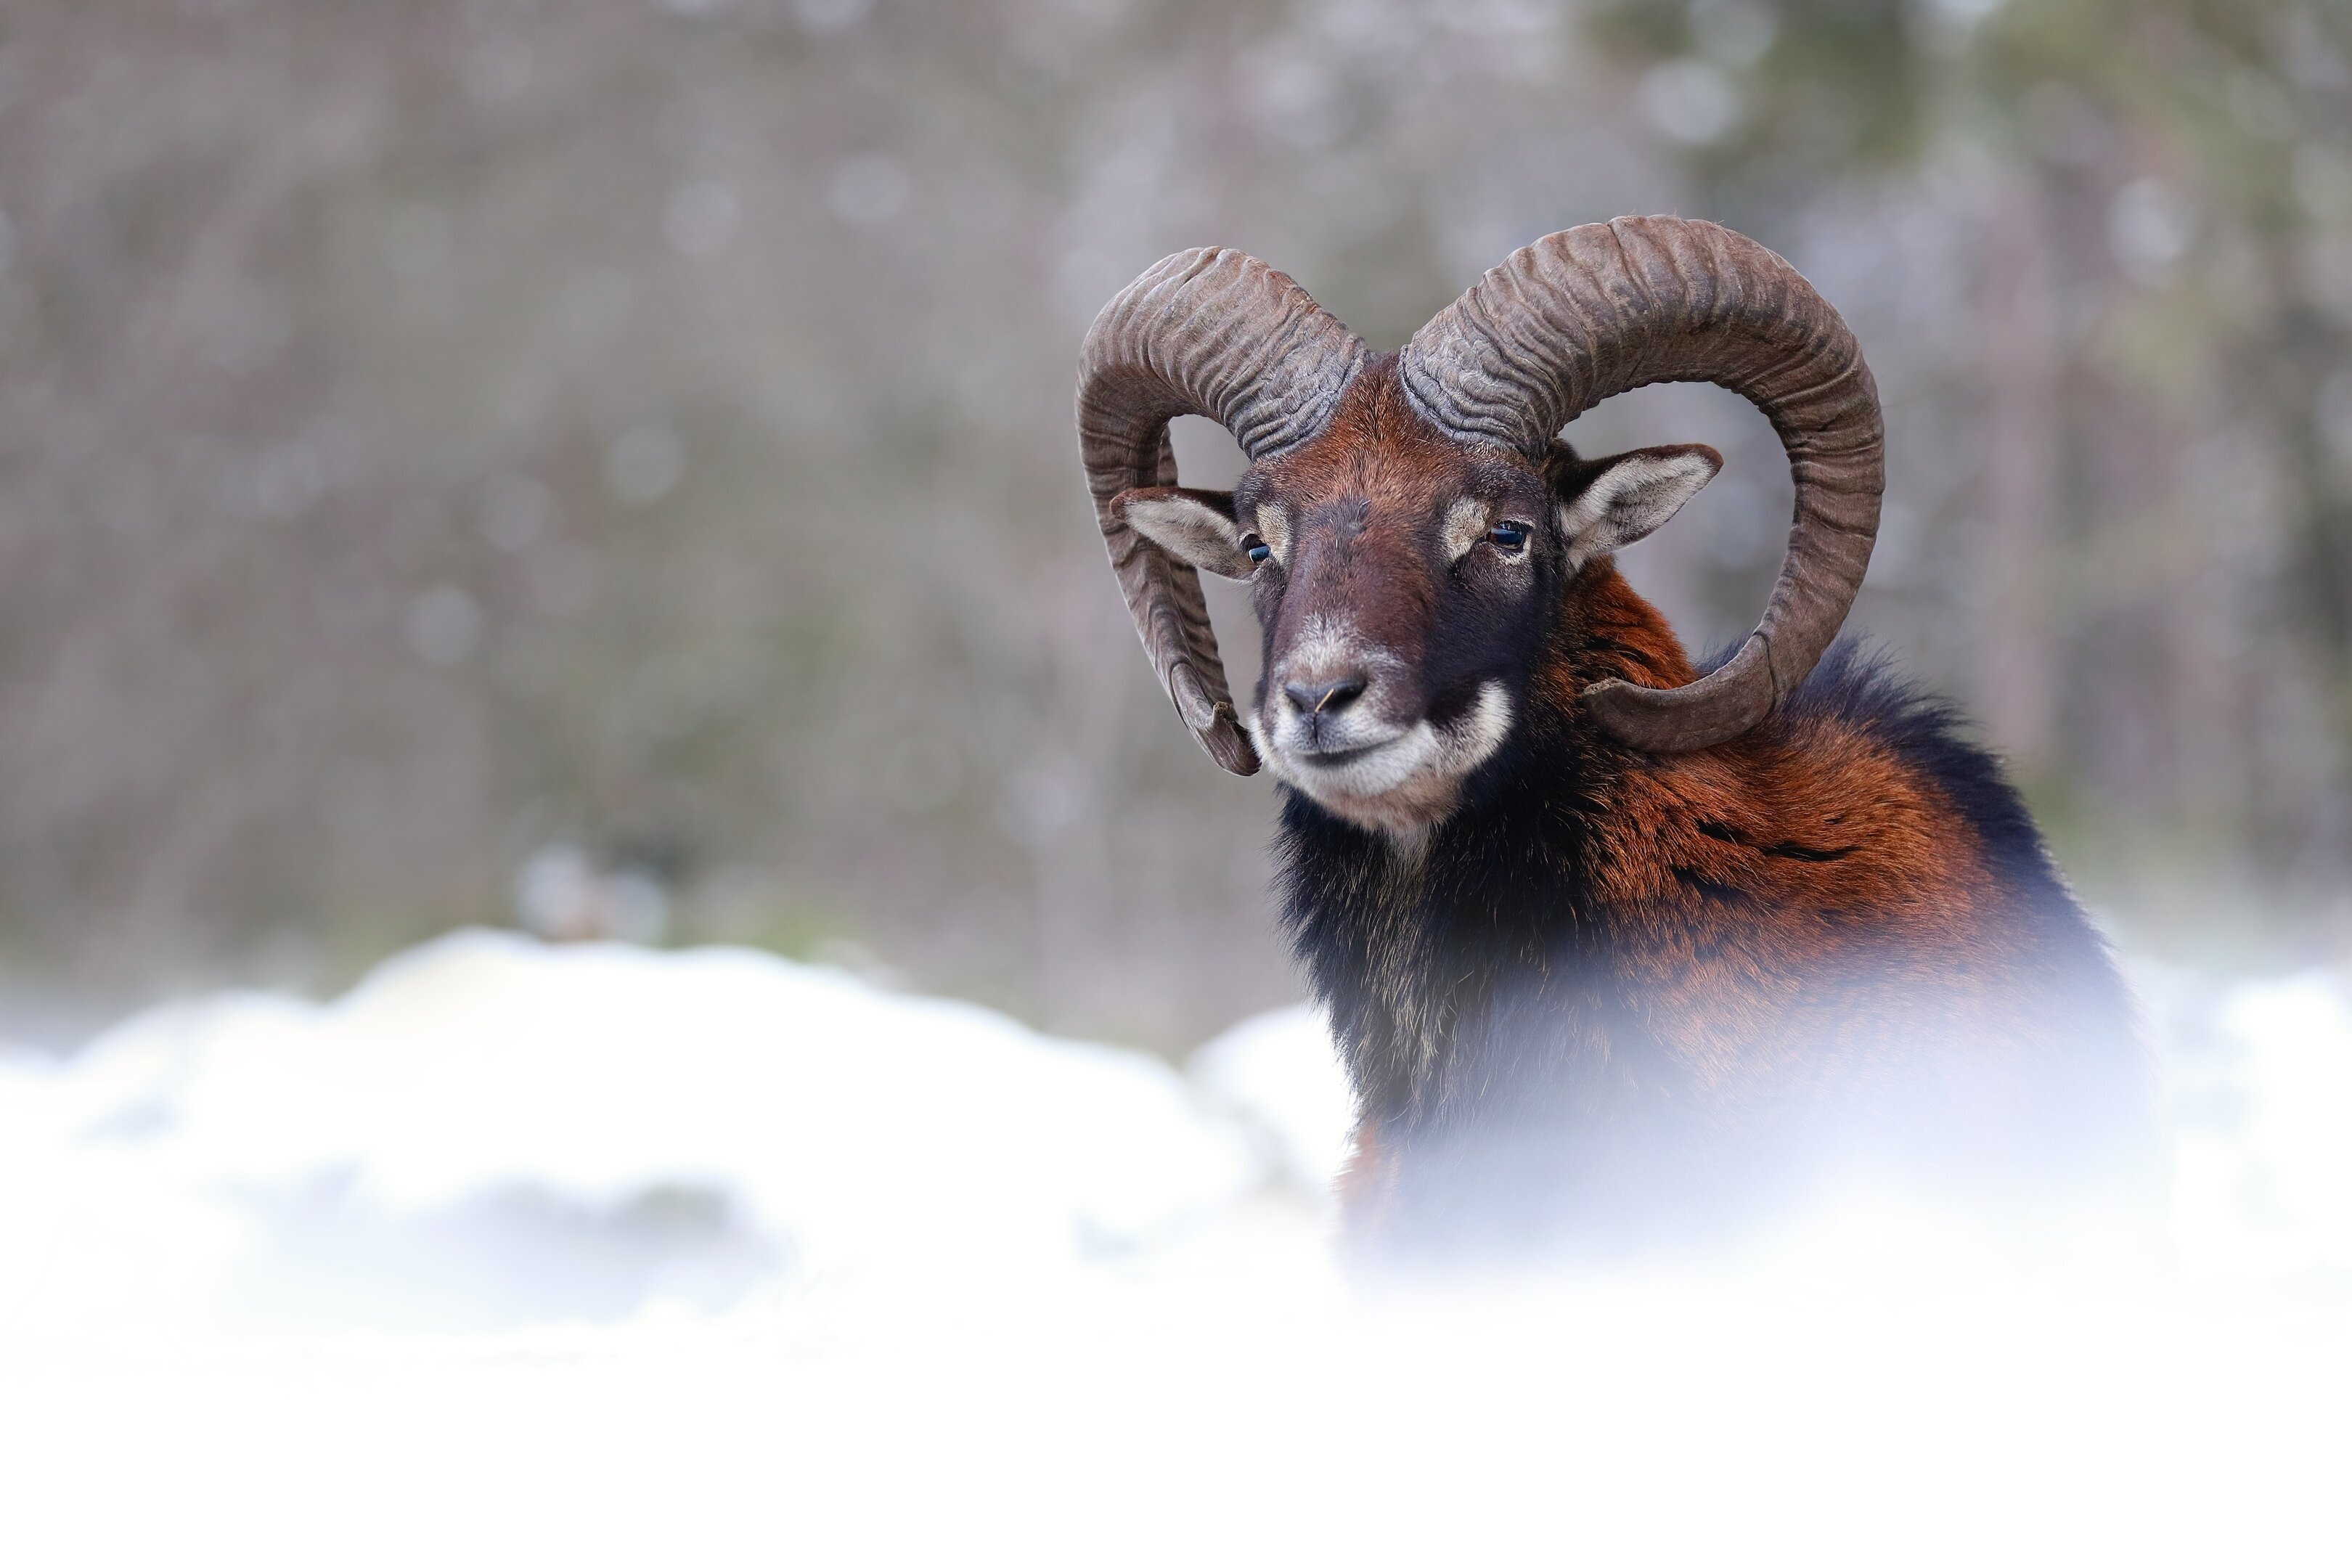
[2,931,2348,1564]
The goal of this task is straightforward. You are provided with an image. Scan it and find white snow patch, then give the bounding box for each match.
[0,931,1281,1337]
[0,932,2348,1565]
[2165,968,2352,1281]
[1189,1000,1357,1198]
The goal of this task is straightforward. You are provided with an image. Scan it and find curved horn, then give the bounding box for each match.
[1399,216,1884,752]
[1078,248,1367,775]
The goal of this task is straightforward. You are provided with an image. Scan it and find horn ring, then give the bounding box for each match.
[1077,248,1368,775]
[1400,216,1885,752]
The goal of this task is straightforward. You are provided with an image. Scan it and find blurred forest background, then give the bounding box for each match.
[0,0,2346,1049]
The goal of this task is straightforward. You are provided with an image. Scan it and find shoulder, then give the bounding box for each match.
[1764,642,2129,1024]
[1594,640,2104,955]
[1774,642,2070,914]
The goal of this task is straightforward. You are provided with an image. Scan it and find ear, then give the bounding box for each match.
[1551,444,1723,570]
[1111,486,1252,579]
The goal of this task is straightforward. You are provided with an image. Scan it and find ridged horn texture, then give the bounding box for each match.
[1077,248,1368,775]
[1400,216,1885,752]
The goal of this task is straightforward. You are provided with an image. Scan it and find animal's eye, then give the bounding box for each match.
[1242,534,1273,565]
[1487,523,1530,553]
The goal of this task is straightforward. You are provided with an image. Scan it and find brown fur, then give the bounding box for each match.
[1209,362,2146,1257]
[1558,565,2061,1106]
[1250,369,1538,686]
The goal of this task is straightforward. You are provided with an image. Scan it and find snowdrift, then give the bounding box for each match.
[1,931,2347,1565]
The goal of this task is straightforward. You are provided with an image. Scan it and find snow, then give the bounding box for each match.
[2169,971,2352,1280]
[0,932,1274,1336]
[1188,1001,1355,1195]
[1,930,2348,1565]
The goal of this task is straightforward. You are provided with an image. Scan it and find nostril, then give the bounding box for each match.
[1284,675,1368,716]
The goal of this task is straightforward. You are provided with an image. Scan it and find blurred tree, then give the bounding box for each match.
[0,0,2343,1046]
[1591,0,2352,957]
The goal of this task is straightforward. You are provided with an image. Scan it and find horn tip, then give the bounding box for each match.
[1196,708,1261,776]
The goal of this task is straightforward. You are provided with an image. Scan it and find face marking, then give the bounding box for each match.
[1278,613,1394,692]
[1442,497,1490,561]
[1246,680,1515,838]
[1219,362,1561,835]
[1254,504,1291,563]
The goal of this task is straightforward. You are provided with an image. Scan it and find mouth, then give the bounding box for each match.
[1292,739,1392,769]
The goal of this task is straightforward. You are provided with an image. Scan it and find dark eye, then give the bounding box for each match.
[1242,534,1273,565]
[1487,522,1530,553]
